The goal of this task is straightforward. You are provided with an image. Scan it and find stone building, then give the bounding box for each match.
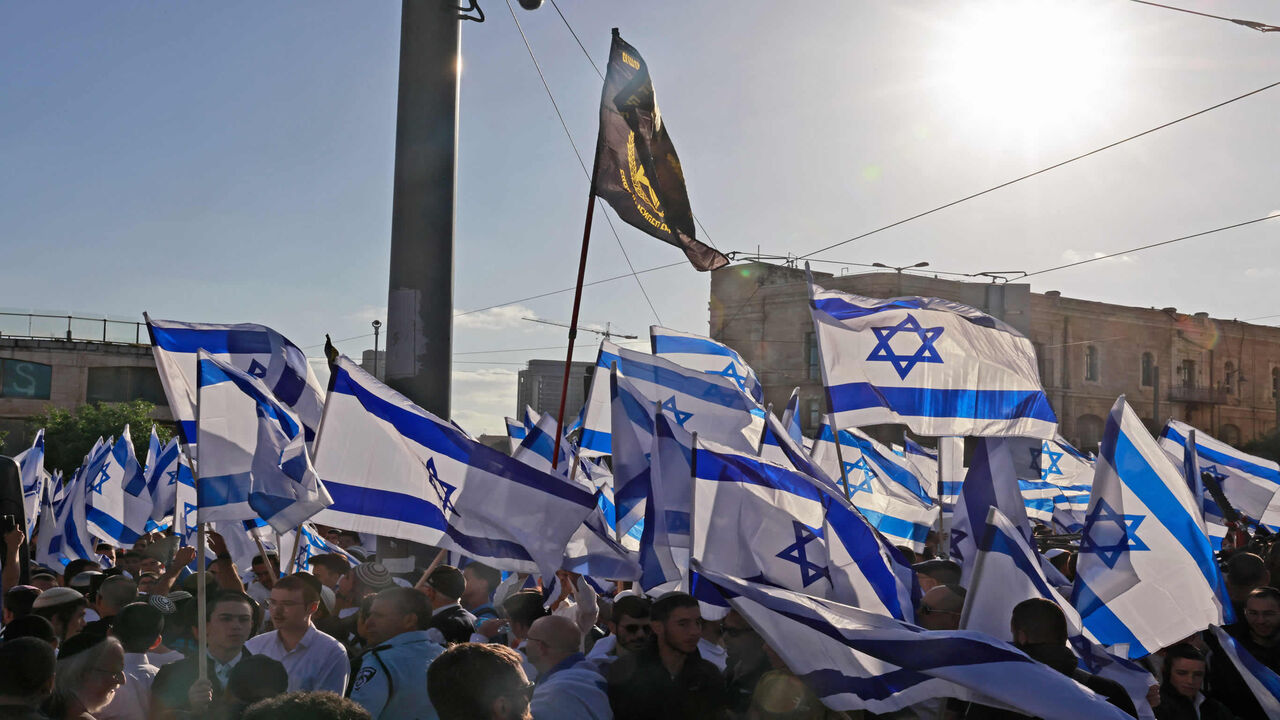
[709,261,1280,453]
[0,337,171,453]
[516,359,594,420]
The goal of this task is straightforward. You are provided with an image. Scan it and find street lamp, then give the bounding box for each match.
[871,261,929,274]
[372,319,382,379]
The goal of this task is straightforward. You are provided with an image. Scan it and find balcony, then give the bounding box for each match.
[1166,384,1228,405]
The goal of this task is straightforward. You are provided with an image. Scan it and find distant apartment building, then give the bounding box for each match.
[709,262,1280,453]
[516,360,594,421]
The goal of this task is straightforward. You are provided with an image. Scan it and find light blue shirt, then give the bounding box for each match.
[349,630,446,720]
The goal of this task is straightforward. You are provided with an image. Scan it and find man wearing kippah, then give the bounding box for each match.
[421,565,477,645]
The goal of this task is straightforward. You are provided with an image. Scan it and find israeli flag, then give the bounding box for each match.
[311,356,597,579]
[1209,625,1280,717]
[1014,437,1095,520]
[1071,397,1227,658]
[173,451,198,549]
[14,430,49,536]
[638,413,694,593]
[962,507,1158,719]
[145,314,326,449]
[649,325,764,404]
[609,369,655,543]
[811,423,938,552]
[694,564,1133,719]
[83,428,153,546]
[196,352,333,533]
[596,482,642,552]
[511,413,585,484]
[1158,419,1280,528]
[504,418,527,454]
[807,275,1055,438]
[950,438,1035,584]
[692,441,914,620]
[779,388,804,446]
[145,436,184,530]
[564,505,642,582]
[53,458,98,565]
[902,438,953,508]
[35,471,71,568]
[286,522,359,574]
[579,340,763,457]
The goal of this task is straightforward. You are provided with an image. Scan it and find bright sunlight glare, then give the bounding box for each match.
[930,1,1129,143]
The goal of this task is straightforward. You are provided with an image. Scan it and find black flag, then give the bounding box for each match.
[592,30,728,272]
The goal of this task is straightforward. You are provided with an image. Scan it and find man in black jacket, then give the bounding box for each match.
[150,590,257,720]
[422,565,477,645]
[607,592,727,720]
[964,599,1138,719]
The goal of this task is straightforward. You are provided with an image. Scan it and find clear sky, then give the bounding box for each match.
[3,1,1279,436]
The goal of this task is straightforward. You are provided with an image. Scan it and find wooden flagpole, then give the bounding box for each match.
[551,154,602,470]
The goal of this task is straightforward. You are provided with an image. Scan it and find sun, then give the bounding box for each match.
[929,1,1129,143]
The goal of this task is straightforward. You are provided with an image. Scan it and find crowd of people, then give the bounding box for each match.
[1,520,1277,720]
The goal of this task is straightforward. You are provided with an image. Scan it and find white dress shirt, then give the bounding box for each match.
[97,652,158,720]
[245,623,351,693]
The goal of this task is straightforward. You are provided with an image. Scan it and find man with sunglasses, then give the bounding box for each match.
[525,615,611,720]
[586,595,652,665]
[349,586,446,720]
[916,584,966,631]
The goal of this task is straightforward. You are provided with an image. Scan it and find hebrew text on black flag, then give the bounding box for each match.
[593,30,728,272]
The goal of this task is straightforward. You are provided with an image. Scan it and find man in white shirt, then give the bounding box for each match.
[99,602,163,720]
[245,573,350,693]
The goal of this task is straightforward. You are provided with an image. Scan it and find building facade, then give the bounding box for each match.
[0,337,172,454]
[709,262,1280,452]
[516,360,594,421]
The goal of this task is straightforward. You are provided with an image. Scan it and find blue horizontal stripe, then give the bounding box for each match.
[579,428,612,454]
[199,471,252,507]
[828,383,1057,424]
[652,334,738,360]
[198,359,301,439]
[801,666,933,703]
[86,507,141,545]
[331,365,594,509]
[324,480,537,562]
[812,295,1001,331]
[151,326,272,355]
[1163,427,1280,483]
[695,449,824,502]
[596,348,756,413]
[855,506,931,545]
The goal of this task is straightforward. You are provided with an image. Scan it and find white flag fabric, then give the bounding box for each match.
[85,428,153,546]
[649,325,764,404]
[1158,419,1280,528]
[579,340,763,457]
[14,430,49,536]
[808,276,1055,438]
[311,357,597,579]
[146,315,326,452]
[1071,397,1228,658]
[949,437,1034,585]
[695,565,1132,719]
[196,353,332,533]
[145,436,184,530]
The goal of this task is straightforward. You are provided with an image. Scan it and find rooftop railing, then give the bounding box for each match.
[0,311,146,346]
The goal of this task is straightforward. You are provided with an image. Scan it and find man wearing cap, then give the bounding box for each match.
[422,565,477,646]
[31,587,88,646]
[913,558,962,593]
[348,586,446,720]
[98,602,164,720]
[245,573,350,693]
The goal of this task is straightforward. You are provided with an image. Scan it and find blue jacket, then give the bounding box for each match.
[531,653,613,720]
[349,630,446,720]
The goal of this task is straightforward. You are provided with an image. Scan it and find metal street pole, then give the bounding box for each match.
[385,0,461,419]
[371,319,382,379]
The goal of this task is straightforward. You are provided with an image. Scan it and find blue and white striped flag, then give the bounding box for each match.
[779,388,804,446]
[962,507,1158,719]
[950,438,1034,585]
[84,428,153,547]
[144,435,183,531]
[504,406,541,455]
[1158,419,1280,528]
[650,325,764,404]
[692,441,915,621]
[146,314,326,449]
[694,564,1133,719]
[14,429,49,536]
[46,455,98,565]
[807,275,1056,438]
[609,369,655,544]
[903,438,953,508]
[1014,437,1094,522]
[811,423,938,552]
[579,340,762,457]
[1209,625,1280,717]
[287,521,359,574]
[196,352,333,533]
[1071,397,1228,658]
[311,356,597,579]
[638,413,694,594]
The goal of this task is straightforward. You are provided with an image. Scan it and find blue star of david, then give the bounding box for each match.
[845,457,876,494]
[425,457,461,517]
[89,467,111,495]
[165,468,179,486]
[865,314,945,380]
[1030,442,1065,481]
[247,359,268,379]
[712,362,749,392]
[776,521,830,587]
[1080,499,1150,569]
[950,529,968,562]
[298,538,316,564]
[182,502,198,534]
[661,396,693,427]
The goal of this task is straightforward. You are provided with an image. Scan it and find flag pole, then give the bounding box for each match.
[284,526,302,575]
[192,365,209,686]
[551,153,602,470]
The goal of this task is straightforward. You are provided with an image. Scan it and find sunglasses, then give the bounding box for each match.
[917,605,959,616]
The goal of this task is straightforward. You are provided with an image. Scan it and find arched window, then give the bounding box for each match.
[1224,362,1235,395]
[1220,424,1242,447]
[1084,346,1099,382]
[1077,414,1104,453]
[1141,353,1154,387]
